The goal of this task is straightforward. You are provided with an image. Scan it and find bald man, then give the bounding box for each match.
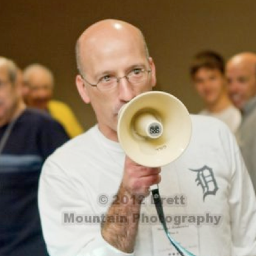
[38,20,256,256]
[23,64,84,138]
[226,52,256,192]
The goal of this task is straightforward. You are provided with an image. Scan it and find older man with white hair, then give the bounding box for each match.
[0,56,69,256]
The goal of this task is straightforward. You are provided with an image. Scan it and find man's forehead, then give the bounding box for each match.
[81,43,146,77]
[80,30,145,62]
[226,65,254,82]
[232,62,254,74]
[27,70,52,83]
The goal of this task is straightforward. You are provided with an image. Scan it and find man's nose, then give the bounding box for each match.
[37,88,50,98]
[203,79,212,88]
[118,77,136,102]
[227,81,238,93]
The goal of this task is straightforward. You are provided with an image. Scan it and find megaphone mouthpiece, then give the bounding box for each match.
[133,112,163,139]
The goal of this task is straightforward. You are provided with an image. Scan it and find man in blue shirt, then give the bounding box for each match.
[0,56,69,256]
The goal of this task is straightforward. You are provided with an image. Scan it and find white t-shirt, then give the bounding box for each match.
[38,115,256,256]
[199,105,241,133]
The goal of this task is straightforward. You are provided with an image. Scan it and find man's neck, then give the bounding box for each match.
[0,101,26,127]
[207,95,233,113]
[98,123,119,142]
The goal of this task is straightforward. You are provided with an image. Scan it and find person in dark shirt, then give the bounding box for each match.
[0,56,69,256]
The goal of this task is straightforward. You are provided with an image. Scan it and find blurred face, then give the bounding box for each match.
[0,66,19,125]
[76,25,156,140]
[25,69,53,110]
[17,69,28,99]
[193,68,226,106]
[226,61,256,110]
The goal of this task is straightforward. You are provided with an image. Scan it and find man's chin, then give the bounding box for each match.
[233,100,244,110]
[33,103,48,110]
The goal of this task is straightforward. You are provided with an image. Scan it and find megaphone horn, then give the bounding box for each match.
[117,91,192,167]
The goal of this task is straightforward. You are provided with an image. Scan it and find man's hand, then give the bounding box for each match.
[121,156,161,197]
[101,156,161,253]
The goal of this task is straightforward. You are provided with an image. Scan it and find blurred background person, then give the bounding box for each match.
[23,63,84,138]
[16,68,28,97]
[190,50,241,133]
[0,56,69,256]
[226,52,256,192]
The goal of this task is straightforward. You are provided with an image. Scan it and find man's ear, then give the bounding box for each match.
[148,57,157,88]
[76,75,91,104]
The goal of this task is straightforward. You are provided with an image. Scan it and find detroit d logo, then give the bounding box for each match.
[190,165,218,201]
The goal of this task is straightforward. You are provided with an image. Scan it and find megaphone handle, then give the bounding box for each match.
[151,187,197,256]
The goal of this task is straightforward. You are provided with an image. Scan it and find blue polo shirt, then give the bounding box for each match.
[0,108,69,256]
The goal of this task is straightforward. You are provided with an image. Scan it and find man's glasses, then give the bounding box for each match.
[80,68,151,92]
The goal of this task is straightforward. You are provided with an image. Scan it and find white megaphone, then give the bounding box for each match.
[118,91,196,256]
[117,91,192,167]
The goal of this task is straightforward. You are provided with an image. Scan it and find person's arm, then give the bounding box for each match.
[101,157,161,253]
[63,107,84,138]
[38,157,160,256]
[48,101,84,138]
[225,131,256,255]
[229,151,256,256]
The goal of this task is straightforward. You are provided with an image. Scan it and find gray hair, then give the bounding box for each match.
[0,56,18,84]
[75,39,82,74]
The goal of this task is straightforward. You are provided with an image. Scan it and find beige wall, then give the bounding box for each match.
[1,0,256,130]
